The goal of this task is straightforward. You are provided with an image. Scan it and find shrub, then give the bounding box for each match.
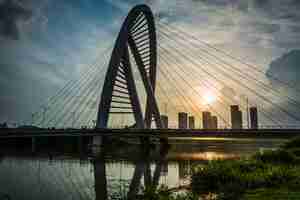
[191,160,299,197]
[190,138,300,199]
[253,149,297,164]
[286,177,300,191]
[217,182,245,200]
[244,188,300,200]
[264,166,297,187]
[138,186,198,200]
[282,137,300,149]
[232,160,267,173]
[288,148,300,157]
[191,160,242,194]
[139,185,171,200]
[171,193,198,200]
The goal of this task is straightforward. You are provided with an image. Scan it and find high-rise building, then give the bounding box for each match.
[211,116,218,129]
[178,112,188,129]
[231,105,243,129]
[231,105,239,113]
[250,107,258,129]
[188,116,195,129]
[161,115,168,129]
[202,111,211,129]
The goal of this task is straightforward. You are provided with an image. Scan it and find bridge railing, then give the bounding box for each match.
[259,125,300,129]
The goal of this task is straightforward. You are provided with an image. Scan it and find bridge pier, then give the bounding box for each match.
[77,136,83,155]
[31,137,36,154]
[92,136,103,154]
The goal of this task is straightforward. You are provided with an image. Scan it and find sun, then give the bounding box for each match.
[203,91,217,105]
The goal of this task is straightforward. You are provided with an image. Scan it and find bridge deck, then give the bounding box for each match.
[0,128,300,139]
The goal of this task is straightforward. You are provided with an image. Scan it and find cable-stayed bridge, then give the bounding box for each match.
[2,5,300,200]
[18,4,300,133]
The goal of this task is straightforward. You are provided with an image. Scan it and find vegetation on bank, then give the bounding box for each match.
[136,137,300,200]
[191,137,300,200]
[135,186,197,200]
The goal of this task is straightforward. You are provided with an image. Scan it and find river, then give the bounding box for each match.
[0,136,289,200]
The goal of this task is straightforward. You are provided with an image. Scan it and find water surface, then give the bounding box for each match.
[0,137,288,199]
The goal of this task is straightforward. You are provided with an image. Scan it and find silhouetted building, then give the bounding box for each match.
[231,105,243,129]
[178,112,188,129]
[202,111,212,129]
[0,122,7,128]
[188,116,195,129]
[231,105,239,113]
[211,116,218,129]
[250,107,258,129]
[161,115,168,129]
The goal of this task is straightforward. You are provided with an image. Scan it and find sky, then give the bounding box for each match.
[1,0,300,127]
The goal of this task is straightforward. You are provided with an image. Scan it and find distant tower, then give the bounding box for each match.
[250,107,258,129]
[231,105,243,129]
[161,115,169,129]
[178,112,188,129]
[188,116,195,129]
[202,111,212,129]
[211,116,218,129]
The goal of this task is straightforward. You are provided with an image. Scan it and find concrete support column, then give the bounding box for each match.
[92,136,102,154]
[31,137,36,153]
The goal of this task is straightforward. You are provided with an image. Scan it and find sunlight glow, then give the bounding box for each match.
[203,91,217,105]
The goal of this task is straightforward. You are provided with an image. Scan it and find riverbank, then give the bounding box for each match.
[140,137,300,200]
[191,137,300,200]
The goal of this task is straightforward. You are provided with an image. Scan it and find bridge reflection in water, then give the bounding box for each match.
[93,139,169,200]
[0,137,287,200]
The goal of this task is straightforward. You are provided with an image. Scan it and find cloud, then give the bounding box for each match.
[264,49,300,122]
[266,50,300,86]
[0,0,32,40]
[0,0,119,123]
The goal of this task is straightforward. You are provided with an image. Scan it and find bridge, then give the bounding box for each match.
[1,128,300,139]
[6,4,300,133]
[2,5,300,200]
